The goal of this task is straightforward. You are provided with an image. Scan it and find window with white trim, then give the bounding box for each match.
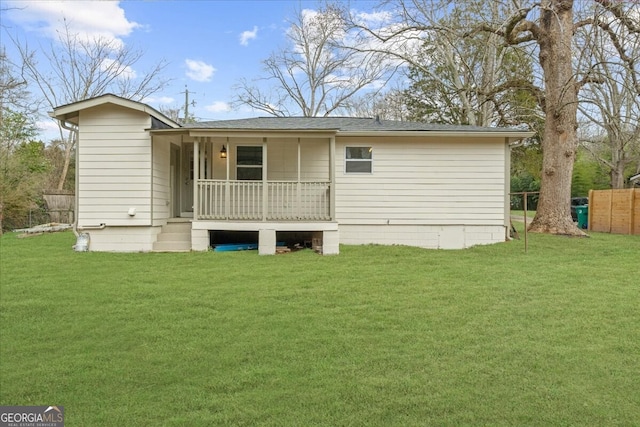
[345,146,372,173]
[237,146,263,180]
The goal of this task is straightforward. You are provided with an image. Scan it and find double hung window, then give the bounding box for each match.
[237,146,263,180]
[345,147,372,173]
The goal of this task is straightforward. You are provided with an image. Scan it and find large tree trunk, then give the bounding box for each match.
[55,127,76,191]
[529,0,586,236]
[611,163,625,189]
[610,135,627,189]
[57,136,74,191]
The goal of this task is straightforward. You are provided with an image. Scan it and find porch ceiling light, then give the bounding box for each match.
[220,145,227,159]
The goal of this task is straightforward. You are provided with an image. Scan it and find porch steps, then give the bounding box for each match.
[153,221,192,252]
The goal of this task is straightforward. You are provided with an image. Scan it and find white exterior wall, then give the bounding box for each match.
[80,227,159,252]
[152,137,171,224]
[299,138,330,181]
[334,136,508,249]
[267,139,298,180]
[212,137,330,181]
[263,137,330,181]
[77,104,158,251]
[338,224,506,249]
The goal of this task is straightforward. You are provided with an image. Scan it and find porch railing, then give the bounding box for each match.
[197,180,331,221]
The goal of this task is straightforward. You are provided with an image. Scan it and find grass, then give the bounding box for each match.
[1,229,639,426]
[510,209,536,219]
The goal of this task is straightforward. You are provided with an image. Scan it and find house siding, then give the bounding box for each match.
[78,105,153,225]
[209,137,331,181]
[334,136,508,248]
[77,104,158,251]
[58,96,523,252]
[81,227,159,252]
[152,138,171,224]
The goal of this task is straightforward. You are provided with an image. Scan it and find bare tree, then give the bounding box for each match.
[406,2,540,127]
[576,4,640,188]
[347,0,640,235]
[233,6,396,117]
[343,88,409,121]
[12,21,170,190]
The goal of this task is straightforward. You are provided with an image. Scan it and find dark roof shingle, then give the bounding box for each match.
[189,116,526,133]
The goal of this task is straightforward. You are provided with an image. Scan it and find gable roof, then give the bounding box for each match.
[50,93,181,129]
[190,116,531,136]
[630,173,640,183]
[184,117,534,143]
[50,94,533,141]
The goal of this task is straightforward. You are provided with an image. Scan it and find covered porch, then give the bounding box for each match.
[190,131,337,222]
[184,130,339,254]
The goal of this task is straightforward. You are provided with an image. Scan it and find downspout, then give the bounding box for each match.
[77,223,106,230]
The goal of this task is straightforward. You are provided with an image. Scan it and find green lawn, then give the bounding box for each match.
[510,209,536,219]
[1,230,639,426]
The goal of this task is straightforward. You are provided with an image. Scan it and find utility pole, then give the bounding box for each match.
[181,86,196,123]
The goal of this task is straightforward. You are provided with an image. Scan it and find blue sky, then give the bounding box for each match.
[2,0,384,140]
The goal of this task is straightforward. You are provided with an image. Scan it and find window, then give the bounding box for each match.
[345,147,372,173]
[236,146,263,180]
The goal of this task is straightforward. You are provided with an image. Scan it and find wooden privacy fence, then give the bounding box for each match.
[588,189,639,235]
[43,193,75,224]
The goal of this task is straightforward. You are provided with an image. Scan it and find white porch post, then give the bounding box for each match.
[262,137,268,221]
[329,135,336,220]
[205,137,212,179]
[225,137,230,219]
[193,138,199,221]
[297,137,301,219]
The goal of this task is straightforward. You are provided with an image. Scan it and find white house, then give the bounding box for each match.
[51,94,533,254]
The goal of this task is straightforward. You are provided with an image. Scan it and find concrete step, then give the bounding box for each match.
[152,240,192,252]
[153,221,192,252]
[161,222,191,233]
[157,232,191,242]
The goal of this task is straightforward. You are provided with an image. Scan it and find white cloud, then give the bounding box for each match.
[239,26,258,46]
[185,59,216,82]
[144,96,175,105]
[5,0,139,48]
[101,58,137,79]
[37,118,63,141]
[356,11,392,26]
[205,101,231,113]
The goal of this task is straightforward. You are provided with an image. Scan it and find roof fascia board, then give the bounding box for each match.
[339,130,534,144]
[158,128,534,143]
[337,130,535,140]
[50,94,181,128]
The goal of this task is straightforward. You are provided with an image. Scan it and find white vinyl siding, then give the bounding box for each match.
[152,137,171,223]
[300,142,330,181]
[334,136,507,227]
[266,138,329,181]
[215,137,330,181]
[77,104,152,226]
